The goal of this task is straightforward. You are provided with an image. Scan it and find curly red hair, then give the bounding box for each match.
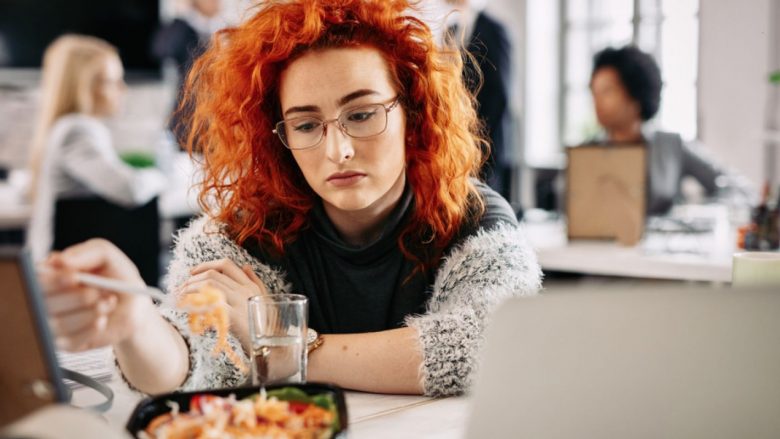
[181,0,486,267]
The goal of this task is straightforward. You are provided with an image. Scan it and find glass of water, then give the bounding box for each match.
[247,294,308,386]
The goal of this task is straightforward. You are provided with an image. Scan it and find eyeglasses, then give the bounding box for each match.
[273,97,400,150]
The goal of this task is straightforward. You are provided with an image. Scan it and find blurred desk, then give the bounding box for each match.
[0,201,31,229]
[523,206,734,283]
[0,153,201,234]
[72,378,469,438]
[157,152,201,219]
[0,181,31,229]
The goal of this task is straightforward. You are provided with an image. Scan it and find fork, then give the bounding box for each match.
[37,266,167,302]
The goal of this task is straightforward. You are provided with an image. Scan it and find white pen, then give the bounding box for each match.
[36,266,167,302]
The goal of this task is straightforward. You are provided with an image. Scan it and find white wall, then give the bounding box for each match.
[0,81,172,169]
[698,0,778,187]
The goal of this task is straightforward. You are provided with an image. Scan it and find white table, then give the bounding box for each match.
[523,206,735,283]
[0,181,32,229]
[348,394,469,438]
[71,379,470,438]
[0,153,201,232]
[0,199,31,229]
[157,152,201,219]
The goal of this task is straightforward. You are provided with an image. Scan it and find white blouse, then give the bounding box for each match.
[27,114,167,261]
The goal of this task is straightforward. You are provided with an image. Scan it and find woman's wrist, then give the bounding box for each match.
[307,329,324,355]
[230,307,252,354]
[115,299,190,393]
[117,297,160,350]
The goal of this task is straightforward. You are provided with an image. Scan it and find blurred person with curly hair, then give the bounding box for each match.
[588,45,751,214]
[40,0,542,397]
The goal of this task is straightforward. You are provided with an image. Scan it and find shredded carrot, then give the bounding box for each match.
[177,287,249,374]
[143,392,336,438]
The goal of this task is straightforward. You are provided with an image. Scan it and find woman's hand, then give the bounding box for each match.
[40,239,157,352]
[179,259,268,352]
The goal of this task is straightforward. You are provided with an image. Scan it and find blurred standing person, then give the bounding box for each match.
[446,0,515,207]
[152,0,224,145]
[27,35,166,284]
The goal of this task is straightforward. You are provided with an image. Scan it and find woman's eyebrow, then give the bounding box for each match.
[283,89,380,117]
[337,89,379,106]
[284,104,319,117]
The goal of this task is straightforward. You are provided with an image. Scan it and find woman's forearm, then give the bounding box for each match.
[306,327,424,394]
[114,301,190,395]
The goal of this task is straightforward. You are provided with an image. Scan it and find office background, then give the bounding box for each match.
[1,0,778,208]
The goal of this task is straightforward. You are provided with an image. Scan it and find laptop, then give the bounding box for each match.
[0,248,67,427]
[466,285,780,438]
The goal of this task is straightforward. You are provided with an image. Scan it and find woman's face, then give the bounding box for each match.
[92,54,126,117]
[278,47,407,215]
[193,0,221,18]
[590,67,641,130]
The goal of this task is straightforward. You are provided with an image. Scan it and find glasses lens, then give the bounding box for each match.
[280,117,323,150]
[339,104,388,138]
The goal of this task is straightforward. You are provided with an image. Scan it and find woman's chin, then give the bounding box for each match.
[324,195,374,213]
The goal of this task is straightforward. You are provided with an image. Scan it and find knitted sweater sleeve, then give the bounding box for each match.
[405,223,542,396]
[160,216,290,391]
[118,217,538,395]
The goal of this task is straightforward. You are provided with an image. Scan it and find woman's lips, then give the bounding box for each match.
[327,172,366,187]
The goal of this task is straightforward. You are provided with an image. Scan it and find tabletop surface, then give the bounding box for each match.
[523,205,735,282]
[0,153,201,230]
[0,181,32,228]
[71,378,470,438]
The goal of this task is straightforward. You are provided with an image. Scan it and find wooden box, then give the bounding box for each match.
[565,144,647,245]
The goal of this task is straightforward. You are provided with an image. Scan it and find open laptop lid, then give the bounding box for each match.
[0,247,67,427]
[466,286,780,439]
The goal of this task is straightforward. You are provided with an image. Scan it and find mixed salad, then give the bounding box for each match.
[139,387,340,439]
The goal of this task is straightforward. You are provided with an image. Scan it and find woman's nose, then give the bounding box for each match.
[323,123,355,163]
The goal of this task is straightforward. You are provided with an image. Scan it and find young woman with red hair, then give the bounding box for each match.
[41,0,541,396]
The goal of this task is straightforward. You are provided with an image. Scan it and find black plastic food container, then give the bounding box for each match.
[125,382,348,438]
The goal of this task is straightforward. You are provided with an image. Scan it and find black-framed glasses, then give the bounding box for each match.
[273,97,400,150]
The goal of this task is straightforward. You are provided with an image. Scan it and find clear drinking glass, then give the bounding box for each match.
[247,294,308,386]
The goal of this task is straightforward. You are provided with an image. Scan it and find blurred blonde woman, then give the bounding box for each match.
[27,35,166,283]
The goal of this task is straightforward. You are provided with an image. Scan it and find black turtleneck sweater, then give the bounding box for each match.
[243,181,516,334]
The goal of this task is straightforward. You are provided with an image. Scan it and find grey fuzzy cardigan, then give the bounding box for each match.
[158,215,542,396]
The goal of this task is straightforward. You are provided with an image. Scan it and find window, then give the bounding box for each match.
[525,0,700,168]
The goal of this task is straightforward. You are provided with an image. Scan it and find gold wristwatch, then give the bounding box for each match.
[307,328,324,355]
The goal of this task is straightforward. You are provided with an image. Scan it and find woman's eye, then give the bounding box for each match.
[346,109,377,123]
[292,121,319,133]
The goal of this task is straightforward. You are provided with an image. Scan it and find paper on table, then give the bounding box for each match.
[56,348,114,388]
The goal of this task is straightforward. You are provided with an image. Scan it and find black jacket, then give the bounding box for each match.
[459,12,514,198]
[151,19,205,142]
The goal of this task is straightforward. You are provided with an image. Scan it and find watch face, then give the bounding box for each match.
[306,328,318,344]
